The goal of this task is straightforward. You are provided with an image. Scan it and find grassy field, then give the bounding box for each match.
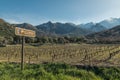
[0,43,120,66]
[0,62,120,80]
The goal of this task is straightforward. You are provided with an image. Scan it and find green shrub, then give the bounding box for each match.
[0,62,120,80]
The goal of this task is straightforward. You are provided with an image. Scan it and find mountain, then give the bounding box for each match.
[86,25,120,43]
[36,21,91,36]
[4,17,120,36]
[0,19,14,38]
[78,18,120,33]
[90,23,107,32]
[13,23,37,30]
[79,22,95,29]
[0,17,120,39]
[78,22,107,32]
[99,18,120,29]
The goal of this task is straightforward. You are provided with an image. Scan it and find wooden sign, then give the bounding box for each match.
[15,27,36,70]
[15,27,36,37]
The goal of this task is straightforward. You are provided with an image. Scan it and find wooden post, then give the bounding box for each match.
[21,36,25,70]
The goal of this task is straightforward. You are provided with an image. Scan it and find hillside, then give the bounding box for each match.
[99,18,120,29]
[0,19,15,42]
[36,21,92,36]
[13,23,37,30]
[78,23,107,32]
[0,19,14,36]
[86,25,120,43]
[1,17,120,43]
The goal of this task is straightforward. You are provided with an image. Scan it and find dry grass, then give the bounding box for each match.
[0,44,120,66]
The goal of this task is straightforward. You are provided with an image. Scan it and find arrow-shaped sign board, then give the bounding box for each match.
[15,27,36,37]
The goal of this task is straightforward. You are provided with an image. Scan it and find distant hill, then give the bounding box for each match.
[0,19,14,41]
[13,23,37,30]
[36,21,92,36]
[0,17,120,40]
[78,22,107,32]
[99,18,120,29]
[86,25,120,43]
[13,22,91,37]
[78,18,120,32]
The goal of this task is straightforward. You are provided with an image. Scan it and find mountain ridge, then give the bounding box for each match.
[86,25,120,43]
[0,17,120,38]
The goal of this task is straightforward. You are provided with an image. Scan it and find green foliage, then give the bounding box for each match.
[0,20,14,44]
[0,63,104,80]
[90,67,120,80]
[29,36,86,44]
[0,63,119,80]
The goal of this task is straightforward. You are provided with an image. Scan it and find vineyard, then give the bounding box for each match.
[0,44,120,66]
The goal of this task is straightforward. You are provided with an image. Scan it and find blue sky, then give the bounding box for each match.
[0,0,120,25]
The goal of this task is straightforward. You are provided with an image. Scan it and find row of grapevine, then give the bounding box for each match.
[0,44,120,66]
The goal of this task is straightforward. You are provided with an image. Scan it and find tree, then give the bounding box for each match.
[58,37,65,44]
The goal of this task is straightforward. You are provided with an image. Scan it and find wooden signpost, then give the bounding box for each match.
[15,27,36,70]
